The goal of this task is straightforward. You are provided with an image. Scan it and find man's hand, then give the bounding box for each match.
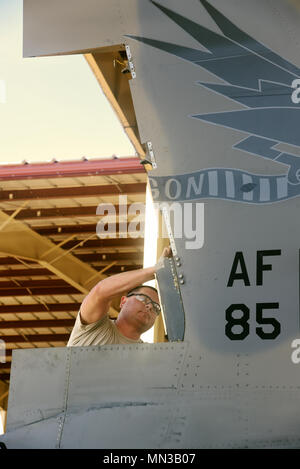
[80,246,172,325]
[155,245,173,272]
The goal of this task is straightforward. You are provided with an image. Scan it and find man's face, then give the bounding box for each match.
[119,287,160,333]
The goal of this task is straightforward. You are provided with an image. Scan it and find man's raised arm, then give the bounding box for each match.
[80,247,172,324]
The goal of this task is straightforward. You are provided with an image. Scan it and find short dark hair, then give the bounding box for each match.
[126,284,158,296]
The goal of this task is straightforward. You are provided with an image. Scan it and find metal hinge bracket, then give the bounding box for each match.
[125,45,136,79]
[146,141,157,169]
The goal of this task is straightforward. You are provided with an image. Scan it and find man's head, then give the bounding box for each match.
[117,285,160,334]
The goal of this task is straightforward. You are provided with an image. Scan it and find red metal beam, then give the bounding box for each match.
[0,334,70,343]
[0,303,80,314]
[0,259,141,283]
[0,349,12,357]
[0,287,79,297]
[75,254,143,264]
[0,363,11,369]
[0,238,143,253]
[0,264,142,279]
[0,258,36,266]
[0,157,145,181]
[0,183,146,202]
[34,222,142,236]
[0,278,80,295]
[65,253,143,262]
[0,349,26,358]
[3,204,139,220]
[0,279,75,288]
[0,238,144,264]
[0,319,75,329]
[76,252,142,262]
[0,374,10,381]
[54,238,144,249]
[0,268,52,277]
[0,264,143,279]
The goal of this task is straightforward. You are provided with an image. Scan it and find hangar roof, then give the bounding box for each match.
[0,156,147,384]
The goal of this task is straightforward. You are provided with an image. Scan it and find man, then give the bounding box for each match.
[67,247,171,346]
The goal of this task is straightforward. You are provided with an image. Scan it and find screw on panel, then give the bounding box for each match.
[125,45,136,79]
[145,141,157,169]
[125,45,132,60]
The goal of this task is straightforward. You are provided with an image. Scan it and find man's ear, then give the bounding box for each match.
[120,296,127,309]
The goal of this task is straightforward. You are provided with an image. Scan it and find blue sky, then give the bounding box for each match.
[0,0,134,164]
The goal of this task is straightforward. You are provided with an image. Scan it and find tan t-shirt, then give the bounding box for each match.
[67,311,143,346]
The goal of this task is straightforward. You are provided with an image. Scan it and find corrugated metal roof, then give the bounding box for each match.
[0,157,147,383]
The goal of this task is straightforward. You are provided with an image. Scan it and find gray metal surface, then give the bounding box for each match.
[3,343,300,448]
[3,344,187,449]
[156,257,185,341]
[9,0,300,447]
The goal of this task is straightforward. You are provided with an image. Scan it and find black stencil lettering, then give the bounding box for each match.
[256,250,281,286]
[227,252,250,287]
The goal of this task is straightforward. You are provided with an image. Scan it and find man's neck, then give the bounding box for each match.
[115,318,141,341]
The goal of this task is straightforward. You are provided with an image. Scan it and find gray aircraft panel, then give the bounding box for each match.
[168,393,300,449]
[6,348,68,431]
[155,257,185,341]
[3,344,189,448]
[60,406,173,449]
[2,416,62,449]
[66,343,186,406]
[3,345,300,448]
[6,0,300,448]
[23,0,126,56]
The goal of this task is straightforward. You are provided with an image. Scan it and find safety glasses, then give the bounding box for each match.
[126,293,161,315]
